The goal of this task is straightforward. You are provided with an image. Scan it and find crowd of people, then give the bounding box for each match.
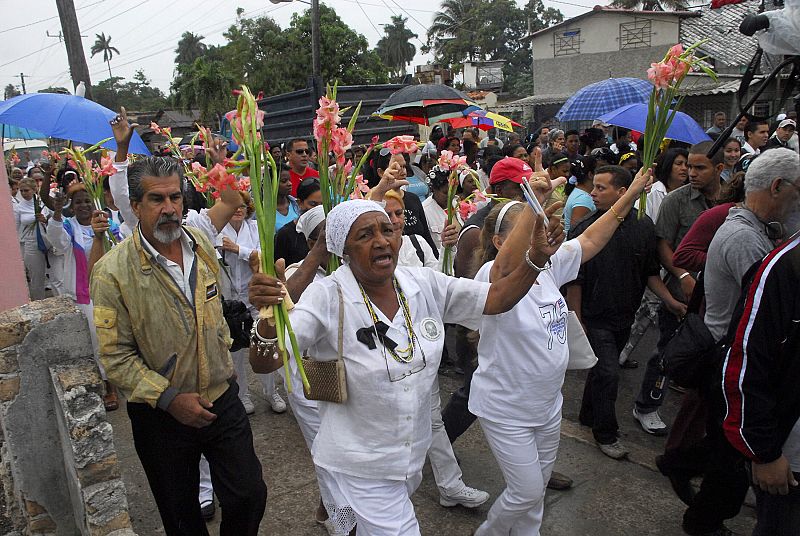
[6,104,800,536]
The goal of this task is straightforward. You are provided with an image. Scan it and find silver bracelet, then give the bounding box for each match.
[250,321,278,356]
[525,248,552,272]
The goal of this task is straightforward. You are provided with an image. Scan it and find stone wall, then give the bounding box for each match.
[0,297,136,536]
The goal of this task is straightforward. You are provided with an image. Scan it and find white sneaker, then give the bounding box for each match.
[633,408,668,436]
[439,485,490,508]
[269,392,287,413]
[598,441,629,460]
[241,394,255,415]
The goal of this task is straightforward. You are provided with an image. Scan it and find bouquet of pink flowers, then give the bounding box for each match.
[437,151,480,275]
[236,86,309,394]
[313,84,378,273]
[639,42,716,217]
[61,140,118,251]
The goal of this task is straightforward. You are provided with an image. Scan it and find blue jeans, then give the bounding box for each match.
[752,471,800,536]
[579,327,630,445]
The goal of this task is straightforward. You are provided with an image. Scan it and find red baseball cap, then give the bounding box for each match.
[489,157,533,185]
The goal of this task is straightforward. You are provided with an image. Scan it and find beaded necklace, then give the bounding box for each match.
[358,277,417,363]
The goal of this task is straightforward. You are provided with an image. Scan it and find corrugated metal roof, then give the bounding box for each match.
[680,1,759,67]
[495,94,571,111]
[679,74,761,96]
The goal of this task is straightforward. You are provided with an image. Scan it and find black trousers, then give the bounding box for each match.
[579,327,630,445]
[442,325,478,443]
[127,382,267,536]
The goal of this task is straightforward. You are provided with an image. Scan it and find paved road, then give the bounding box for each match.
[107,327,757,535]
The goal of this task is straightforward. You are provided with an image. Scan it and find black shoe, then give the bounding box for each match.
[200,500,215,521]
[656,455,696,506]
[546,471,573,490]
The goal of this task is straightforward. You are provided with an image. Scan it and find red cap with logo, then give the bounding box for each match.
[489,157,534,185]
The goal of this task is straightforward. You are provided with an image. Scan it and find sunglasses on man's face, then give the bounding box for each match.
[294,148,311,155]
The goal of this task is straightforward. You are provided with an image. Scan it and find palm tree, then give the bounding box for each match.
[175,32,208,66]
[376,16,417,78]
[90,33,119,78]
[427,0,481,63]
[609,0,688,10]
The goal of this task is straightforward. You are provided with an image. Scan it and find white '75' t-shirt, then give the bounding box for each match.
[469,239,582,427]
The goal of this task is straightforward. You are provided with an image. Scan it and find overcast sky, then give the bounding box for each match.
[1,0,598,96]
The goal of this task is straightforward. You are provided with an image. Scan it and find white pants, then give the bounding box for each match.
[333,471,423,536]
[429,378,464,495]
[259,370,280,396]
[21,242,46,301]
[289,392,356,534]
[199,455,213,504]
[230,348,250,401]
[47,251,65,296]
[475,411,562,536]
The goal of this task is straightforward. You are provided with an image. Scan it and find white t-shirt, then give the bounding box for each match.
[783,418,800,472]
[469,239,583,427]
[399,234,440,271]
[422,196,447,256]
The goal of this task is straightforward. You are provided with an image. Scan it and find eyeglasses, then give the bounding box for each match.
[294,148,311,155]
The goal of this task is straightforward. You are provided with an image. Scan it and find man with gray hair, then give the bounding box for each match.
[674,148,800,536]
[91,111,267,534]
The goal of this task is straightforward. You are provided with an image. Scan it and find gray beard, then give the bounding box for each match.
[152,224,182,245]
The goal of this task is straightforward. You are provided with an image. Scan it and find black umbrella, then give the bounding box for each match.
[374,84,480,126]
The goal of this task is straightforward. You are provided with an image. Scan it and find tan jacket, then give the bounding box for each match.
[90,225,233,409]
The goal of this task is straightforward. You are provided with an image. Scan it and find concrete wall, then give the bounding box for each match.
[533,46,661,96]
[532,12,682,60]
[0,297,136,536]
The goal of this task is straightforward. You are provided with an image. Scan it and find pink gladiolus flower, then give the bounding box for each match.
[330,127,353,156]
[316,96,341,127]
[670,57,691,80]
[343,159,354,177]
[384,135,418,155]
[667,43,684,60]
[647,61,674,90]
[473,190,487,203]
[206,163,237,192]
[191,161,207,177]
[237,177,251,191]
[313,117,329,144]
[458,200,477,220]
[371,135,380,145]
[150,122,163,135]
[355,174,369,193]
[99,156,116,176]
[438,150,455,170]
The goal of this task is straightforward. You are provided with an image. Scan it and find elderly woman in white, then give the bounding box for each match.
[248,177,563,533]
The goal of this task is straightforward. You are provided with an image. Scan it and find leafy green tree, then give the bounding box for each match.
[92,70,168,111]
[376,16,417,79]
[171,57,236,124]
[37,87,71,94]
[175,32,208,66]
[426,0,563,96]
[4,84,20,100]
[91,32,120,78]
[282,5,389,88]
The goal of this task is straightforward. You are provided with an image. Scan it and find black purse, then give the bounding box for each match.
[222,299,254,352]
[662,273,724,389]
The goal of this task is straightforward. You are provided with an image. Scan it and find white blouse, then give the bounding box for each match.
[290,264,489,481]
[398,234,440,271]
[469,239,582,427]
[421,196,447,256]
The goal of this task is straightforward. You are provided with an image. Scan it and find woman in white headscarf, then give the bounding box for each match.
[247,160,564,536]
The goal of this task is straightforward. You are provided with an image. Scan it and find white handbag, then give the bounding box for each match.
[567,311,598,370]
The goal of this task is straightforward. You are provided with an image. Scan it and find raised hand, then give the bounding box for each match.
[110,107,138,162]
[529,201,565,262]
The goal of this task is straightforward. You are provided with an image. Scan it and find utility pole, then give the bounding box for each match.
[311,0,321,81]
[17,73,26,94]
[528,17,535,96]
[55,0,93,100]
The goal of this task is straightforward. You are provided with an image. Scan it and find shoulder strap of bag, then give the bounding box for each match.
[687,271,706,315]
[336,281,344,358]
[409,234,425,264]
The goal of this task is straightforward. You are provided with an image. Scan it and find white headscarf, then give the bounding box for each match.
[325,199,389,258]
[296,205,325,240]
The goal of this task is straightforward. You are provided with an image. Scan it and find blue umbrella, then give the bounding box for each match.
[555,78,653,122]
[0,123,47,140]
[597,103,711,145]
[0,93,150,155]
